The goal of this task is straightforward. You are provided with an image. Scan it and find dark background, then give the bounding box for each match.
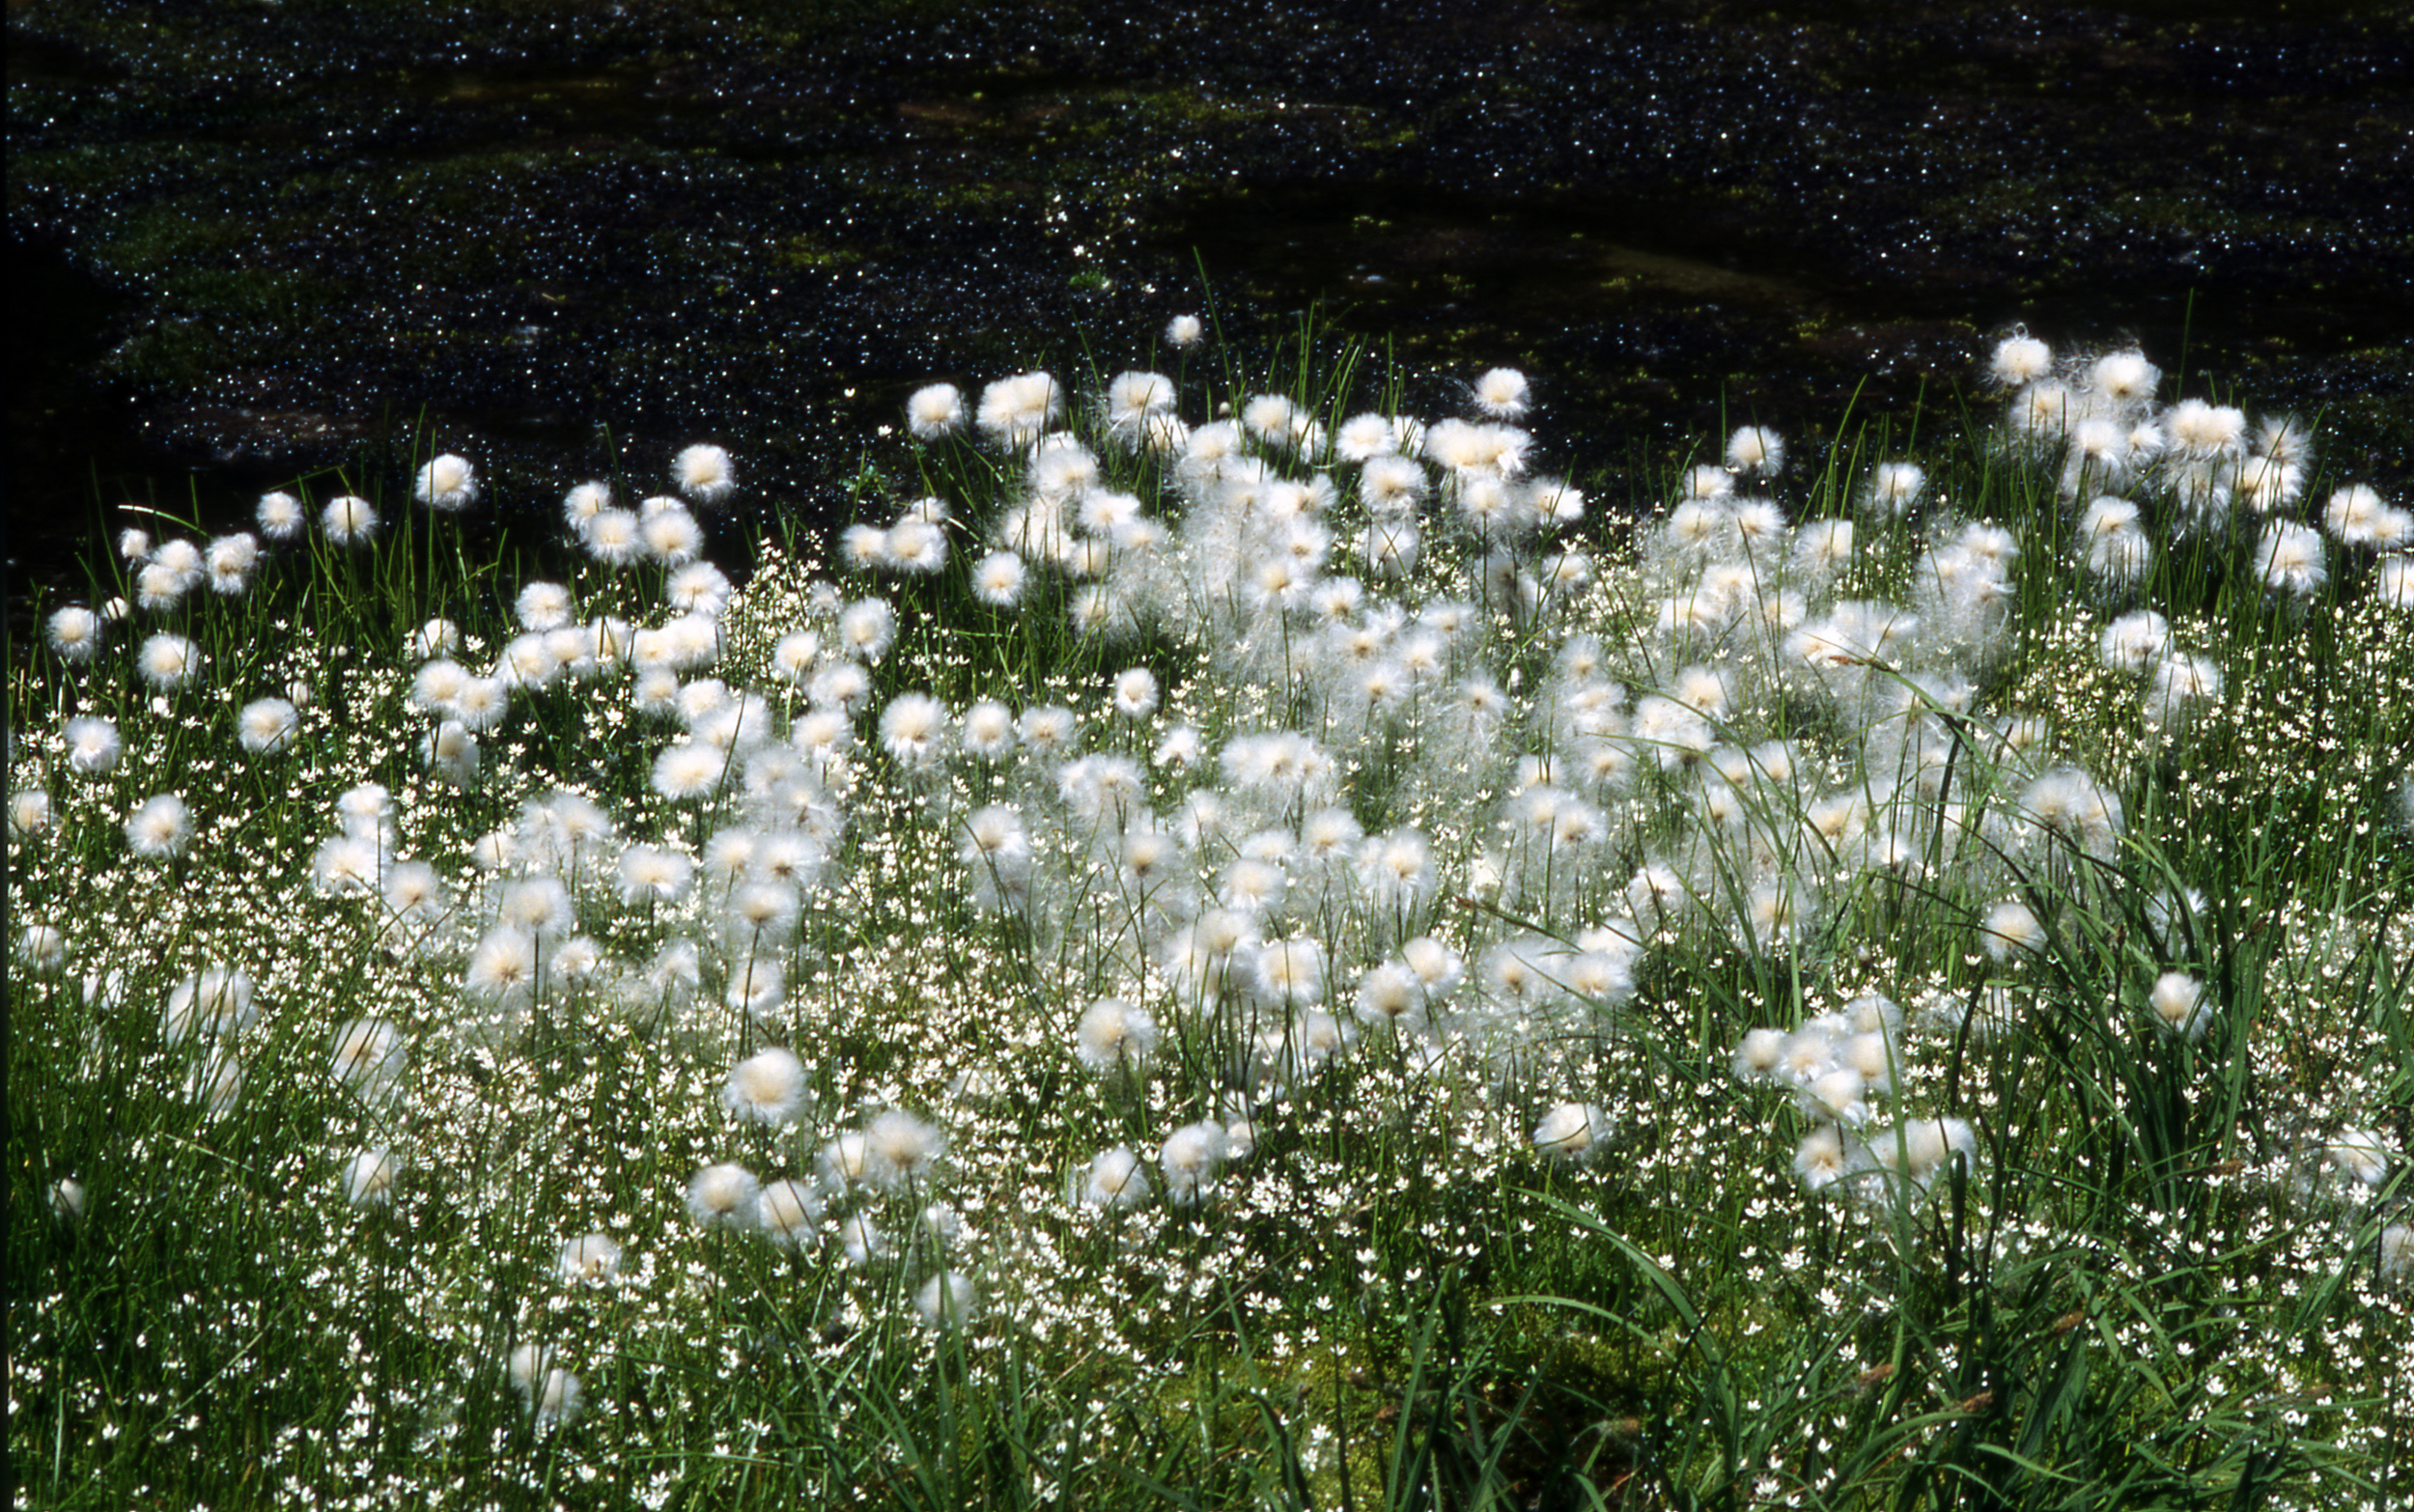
[9,0,2412,628]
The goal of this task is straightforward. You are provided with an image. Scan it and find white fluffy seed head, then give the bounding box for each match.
[864,1109,944,1188]
[2148,972,2210,1040]
[343,1147,401,1209]
[1077,997,1158,1072]
[685,1162,760,1228]
[908,382,966,438]
[757,1178,824,1247]
[559,1233,623,1282]
[1159,1120,1227,1205]
[1082,1146,1152,1210]
[322,495,378,544]
[1532,1102,1610,1161]
[1989,333,2052,387]
[1472,367,1530,420]
[722,1047,806,1126]
[1726,425,1783,476]
[415,454,479,510]
[675,443,736,505]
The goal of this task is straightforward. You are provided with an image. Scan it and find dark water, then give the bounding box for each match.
[9,0,2412,635]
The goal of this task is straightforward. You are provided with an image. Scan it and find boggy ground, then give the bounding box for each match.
[8,0,2412,617]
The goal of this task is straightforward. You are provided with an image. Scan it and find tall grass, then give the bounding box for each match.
[8,316,2412,1510]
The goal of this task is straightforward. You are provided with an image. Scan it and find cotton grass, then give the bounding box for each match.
[14,314,2414,1512]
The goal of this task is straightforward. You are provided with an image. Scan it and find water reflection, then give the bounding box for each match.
[8,0,2410,631]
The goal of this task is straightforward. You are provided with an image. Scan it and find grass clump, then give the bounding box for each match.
[10,314,2414,1510]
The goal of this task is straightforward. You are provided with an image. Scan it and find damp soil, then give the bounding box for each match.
[8,0,2413,633]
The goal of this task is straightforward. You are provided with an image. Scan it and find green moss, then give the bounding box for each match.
[160,266,334,325]
[772,234,864,270]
